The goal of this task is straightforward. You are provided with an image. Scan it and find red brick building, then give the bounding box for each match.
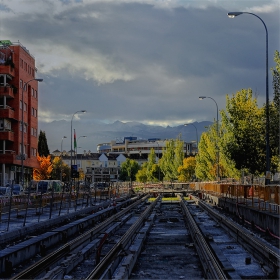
[0,40,42,187]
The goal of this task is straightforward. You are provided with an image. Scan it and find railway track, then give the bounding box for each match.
[5,194,279,279]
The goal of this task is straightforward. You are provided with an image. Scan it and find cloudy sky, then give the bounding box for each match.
[0,0,279,151]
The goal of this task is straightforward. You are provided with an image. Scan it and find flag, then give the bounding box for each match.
[74,129,77,149]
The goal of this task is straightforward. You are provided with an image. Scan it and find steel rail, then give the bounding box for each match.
[180,198,228,279]
[86,196,160,280]
[11,195,149,280]
[198,200,280,273]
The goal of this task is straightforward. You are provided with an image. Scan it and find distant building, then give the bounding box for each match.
[57,150,126,183]
[97,136,196,156]
[0,40,41,186]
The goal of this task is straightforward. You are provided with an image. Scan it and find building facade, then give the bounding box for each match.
[0,40,41,186]
[97,137,195,156]
[56,150,128,183]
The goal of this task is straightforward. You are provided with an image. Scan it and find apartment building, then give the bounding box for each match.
[0,40,42,186]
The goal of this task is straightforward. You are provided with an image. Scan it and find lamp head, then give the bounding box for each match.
[63,136,67,139]
[184,124,188,126]
[35,78,43,82]
[81,110,86,113]
[199,96,206,100]
[227,12,243,18]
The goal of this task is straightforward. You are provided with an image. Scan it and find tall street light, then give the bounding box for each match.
[184,123,198,154]
[227,11,270,185]
[60,136,67,181]
[199,96,219,180]
[21,78,43,187]
[70,110,86,177]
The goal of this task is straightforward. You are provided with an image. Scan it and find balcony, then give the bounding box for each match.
[0,64,15,77]
[0,86,15,98]
[0,106,15,119]
[0,130,14,141]
[0,150,16,164]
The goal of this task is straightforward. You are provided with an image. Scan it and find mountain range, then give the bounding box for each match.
[38,120,213,153]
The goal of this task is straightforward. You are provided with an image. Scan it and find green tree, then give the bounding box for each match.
[220,88,265,175]
[38,130,50,157]
[159,137,184,182]
[195,127,217,181]
[146,148,157,181]
[119,158,140,182]
[136,162,148,183]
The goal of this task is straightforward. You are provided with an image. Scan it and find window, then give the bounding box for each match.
[34,90,37,98]
[34,109,37,117]
[31,148,37,156]
[20,59,23,68]
[31,88,34,96]
[20,80,23,89]
[20,100,23,110]
[31,127,34,135]
[24,103,27,111]
[34,128,37,137]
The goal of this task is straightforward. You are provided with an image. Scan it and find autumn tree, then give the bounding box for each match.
[178,157,196,182]
[33,155,53,180]
[51,156,70,181]
[38,130,50,157]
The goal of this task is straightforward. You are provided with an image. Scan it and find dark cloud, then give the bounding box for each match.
[0,0,278,152]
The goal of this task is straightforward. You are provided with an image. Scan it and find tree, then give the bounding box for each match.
[119,158,140,182]
[195,128,217,181]
[146,148,157,181]
[178,157,196,182]
[136,162,148,183]
[220,88,265,176]
[33,155,53,180]
[38,130,50,157]
[51,156,70,181]
[159,138,184,182]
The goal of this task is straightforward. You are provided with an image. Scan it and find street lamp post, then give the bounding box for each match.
[227,11,270,185]
[60,136,67,181]
[70,111,86,177]
[184,123,198,154]
[199,96,219,180]
[21,78,43,187]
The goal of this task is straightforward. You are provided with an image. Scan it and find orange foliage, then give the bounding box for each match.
[33,155,53,180]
